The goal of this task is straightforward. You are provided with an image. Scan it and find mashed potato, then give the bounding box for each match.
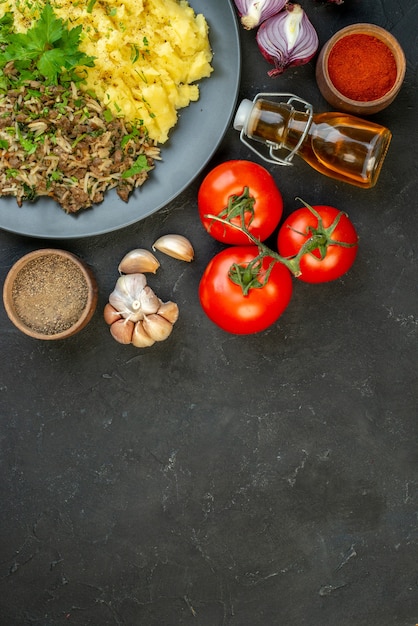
[1,0,213,143]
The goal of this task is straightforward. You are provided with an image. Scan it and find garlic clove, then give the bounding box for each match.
[132,321,156,348]
[142,313,173,341]
[110,318,134,344]
[157,300,179,324]
[152,234,194,262]
[104,303,122,325]
[140,285,161,315]
[118,248,160,274]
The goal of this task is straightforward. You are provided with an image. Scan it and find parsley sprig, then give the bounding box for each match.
[0,2,95,87]
[121,154,152,179]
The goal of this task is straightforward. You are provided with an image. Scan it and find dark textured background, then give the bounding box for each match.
[1,0,417,624]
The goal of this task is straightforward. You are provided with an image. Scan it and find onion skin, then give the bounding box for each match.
[234,0,287,29]
[256,3,319,76]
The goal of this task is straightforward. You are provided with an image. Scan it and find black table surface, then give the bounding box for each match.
[1,1,417,625]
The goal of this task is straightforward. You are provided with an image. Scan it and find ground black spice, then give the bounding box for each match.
[12,254,88,335]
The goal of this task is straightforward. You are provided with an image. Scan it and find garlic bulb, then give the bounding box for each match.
[118,248,160,274]
[152,234,194,262]
[108,274,160,322]
[105,273,179,348]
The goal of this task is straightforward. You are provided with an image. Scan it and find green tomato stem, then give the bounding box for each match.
[205,212,302,276]
[218,186,255,223]
[205,197,357,284]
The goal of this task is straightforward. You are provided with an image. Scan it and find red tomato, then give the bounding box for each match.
[198,160,283,244]
[277,204,359,283]
[199,246,292,334]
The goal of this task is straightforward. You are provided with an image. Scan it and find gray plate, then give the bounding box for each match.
[0,0,241,239]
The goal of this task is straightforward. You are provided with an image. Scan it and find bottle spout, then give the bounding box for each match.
[233,99,253,132]
[233,94,313,168]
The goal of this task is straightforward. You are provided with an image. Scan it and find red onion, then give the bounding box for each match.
[256,3,319,76]
[233,0,287,29]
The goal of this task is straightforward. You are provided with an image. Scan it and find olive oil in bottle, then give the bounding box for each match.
[234,95,392,188]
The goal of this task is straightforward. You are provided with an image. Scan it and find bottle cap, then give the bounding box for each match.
[233,99,253,132]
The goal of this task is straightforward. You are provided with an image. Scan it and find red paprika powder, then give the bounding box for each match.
[327,33,397,102]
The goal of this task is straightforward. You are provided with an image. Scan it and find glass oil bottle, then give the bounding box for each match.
[233,93,392,188]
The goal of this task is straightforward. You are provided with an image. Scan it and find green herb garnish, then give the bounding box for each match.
[0,2,95,86]
[86,0,98,14]
[0,11,13,45]
[121,126,139,148]
[16,125,36,155]
[122,154,151,178]
[130,43,139,64]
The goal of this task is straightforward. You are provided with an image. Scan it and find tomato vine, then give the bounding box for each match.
[205,197,358,291]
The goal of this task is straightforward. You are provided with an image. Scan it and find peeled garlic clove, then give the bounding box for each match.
[152,234,194,262]
[104,303,122,325]
[110,319,134,344]
[142,313,173,341]
[132,321,156,348]
[118,248,160,274]
[140,285,161,315]
[157,300,179,324]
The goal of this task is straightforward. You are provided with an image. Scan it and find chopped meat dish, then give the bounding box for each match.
[0,76,160,213]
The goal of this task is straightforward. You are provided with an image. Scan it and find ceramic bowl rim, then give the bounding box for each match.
[317,23,406,110]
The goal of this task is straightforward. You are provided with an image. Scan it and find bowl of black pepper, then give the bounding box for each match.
[315,23,406,115]
[3,249,98,340]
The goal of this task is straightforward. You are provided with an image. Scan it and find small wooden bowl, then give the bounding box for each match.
[316,24,406,115]
[3,249,98,340]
